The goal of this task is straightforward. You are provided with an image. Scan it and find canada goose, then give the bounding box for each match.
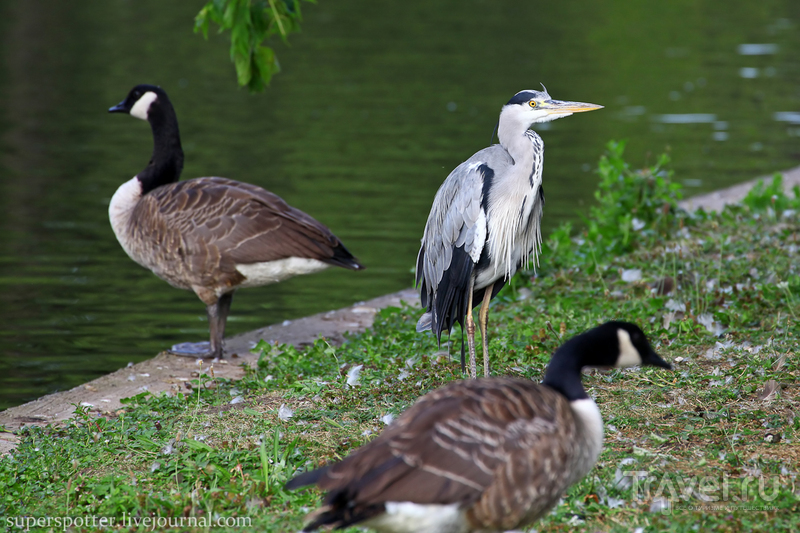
[415,88,602,379]
[286,321,671,532]
[108,84,364,359]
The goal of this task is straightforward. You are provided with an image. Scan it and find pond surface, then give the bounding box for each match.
[1,0,799,409]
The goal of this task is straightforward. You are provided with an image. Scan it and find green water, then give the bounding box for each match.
[1,0,799,409]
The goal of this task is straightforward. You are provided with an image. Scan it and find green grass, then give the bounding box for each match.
[1,142,799,532]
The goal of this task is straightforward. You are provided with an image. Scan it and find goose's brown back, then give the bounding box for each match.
[123,176,361,302]
[293,378,581,531]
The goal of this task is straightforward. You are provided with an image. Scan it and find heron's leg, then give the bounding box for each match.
[479,282,494,377]
[466,278,477,379]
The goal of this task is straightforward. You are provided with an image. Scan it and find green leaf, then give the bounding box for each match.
[234,49,253,86]
[254,44,278,86]
[194,0,315,92]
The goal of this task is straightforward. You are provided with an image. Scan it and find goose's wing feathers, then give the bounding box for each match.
[289,378,578,529]
[144,177,357,269]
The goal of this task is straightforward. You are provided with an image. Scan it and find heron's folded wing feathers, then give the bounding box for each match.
[418,162,487,293]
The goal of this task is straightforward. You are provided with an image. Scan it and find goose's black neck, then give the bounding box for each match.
[138,97,184,194]
[542,333,592,401]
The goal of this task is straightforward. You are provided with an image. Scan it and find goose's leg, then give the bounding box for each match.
[171,292,234,359]
[466,278,477,379]
[208,292,234,358]
[479,282,494,377]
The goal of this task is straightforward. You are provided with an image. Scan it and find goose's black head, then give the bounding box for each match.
[543,321,671,400]
[109,84,183,189]
[109,84,173,123]
[585,321,671,370]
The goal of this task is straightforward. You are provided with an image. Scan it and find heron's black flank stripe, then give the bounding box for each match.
[522,184,546,239]
[505,91,538,106]
[518,196,527,226]
[479,164,494,211]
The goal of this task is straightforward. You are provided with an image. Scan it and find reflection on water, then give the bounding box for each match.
[774,112,800,123]
[1,0,800,409]
[654,114,718,124]
[738,43,779,55]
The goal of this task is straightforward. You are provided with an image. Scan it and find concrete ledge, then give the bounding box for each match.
[678,165,800,212]
[0,289,419,455]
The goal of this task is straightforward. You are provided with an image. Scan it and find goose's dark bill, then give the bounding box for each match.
[287,321,670,532]
[108,84,364,359]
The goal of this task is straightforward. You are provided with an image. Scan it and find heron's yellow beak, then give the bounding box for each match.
[540,100,603,115]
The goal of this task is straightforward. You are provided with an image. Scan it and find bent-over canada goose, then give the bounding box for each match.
[108,84,364,359]
[286,321,671,532]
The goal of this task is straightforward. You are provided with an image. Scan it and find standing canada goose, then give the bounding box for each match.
[416,88,602,379]
[286,321,671,532]
[108,84,364,359]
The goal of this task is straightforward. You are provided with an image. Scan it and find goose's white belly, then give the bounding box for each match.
[235,258,329,287]
[363,502,469,533]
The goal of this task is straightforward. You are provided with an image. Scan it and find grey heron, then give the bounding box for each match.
[416,88,602,378]
[286,321,671,533]
[108,84,364,360]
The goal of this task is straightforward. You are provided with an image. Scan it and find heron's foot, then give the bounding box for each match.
[169,341,222,360]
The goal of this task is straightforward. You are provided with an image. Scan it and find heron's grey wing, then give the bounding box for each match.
[289,378,577,530]
[417,160,484,288]
[416,146,511,339]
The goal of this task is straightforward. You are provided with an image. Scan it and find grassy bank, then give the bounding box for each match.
[2,142,799,532]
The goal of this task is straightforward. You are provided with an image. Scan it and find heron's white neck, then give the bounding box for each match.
[497,106,538,168]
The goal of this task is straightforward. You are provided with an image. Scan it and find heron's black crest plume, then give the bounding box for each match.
[505,90,539,106]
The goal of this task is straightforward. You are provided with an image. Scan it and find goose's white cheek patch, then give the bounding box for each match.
[616,329,641,367]
[130,91,158,121]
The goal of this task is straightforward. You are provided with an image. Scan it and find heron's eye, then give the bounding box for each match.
[529,100,537,108]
